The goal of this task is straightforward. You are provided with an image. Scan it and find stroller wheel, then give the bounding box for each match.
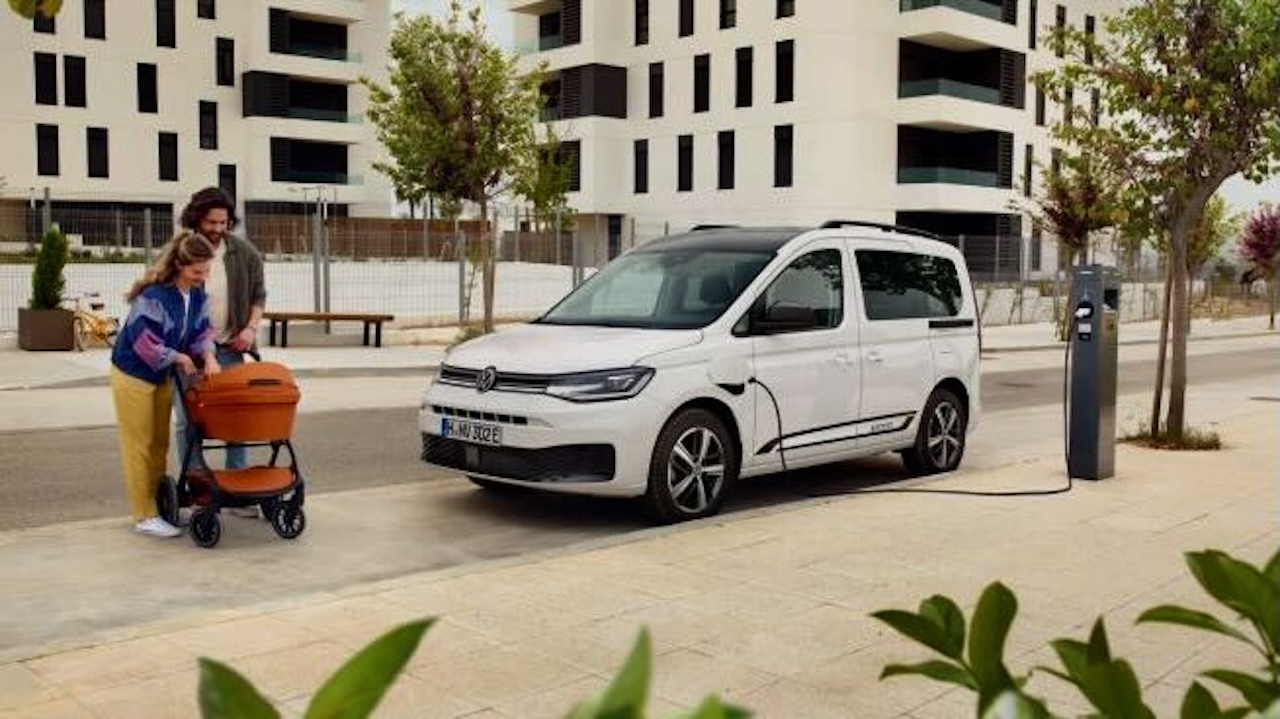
[189,509,221,548]
[155,475,179,526]
[270,504,306,540]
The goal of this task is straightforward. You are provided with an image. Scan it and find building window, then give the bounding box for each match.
[218,164,237,204]
[1023,144,1033,197]
[776,40,794,103]
[634,139,648,194]
[156,0,176,48]
[34,53,57,106]
[64,56,86,108]
[1054,5,1065,58]
[199,101,218,150]
[635,0,648,45]
[198,0,215,20]
[1035,86,1045,126]
[1090,88,1100,126]
[1064,84,1074,126]
[1084,15,1095,65]
[677,134,693,192]
[216,38,234,87]
[36,124,59,176]
[777,0,795,18]
[85,0,106,39]
[679,0,693,37]
[1028,0,1037,49]
[1031,225,1043,271]
[693,54,710,113]
[718,131,735,190]
[87,127,109,178]
[138,63,158,113]
[774,125,793,187]
[735,47,753,107]
[33,10,54,33]
[158,131,178,181]
[648,62,664,118]
[720,0,736,29]
[1050,147,1062,177]
[559,140,581,191]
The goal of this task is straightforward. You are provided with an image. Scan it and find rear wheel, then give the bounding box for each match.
[644,409,738,524]
[901,388,967,477]
[189,508,221,548]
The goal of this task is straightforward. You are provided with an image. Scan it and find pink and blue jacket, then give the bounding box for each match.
[111,283,215,386]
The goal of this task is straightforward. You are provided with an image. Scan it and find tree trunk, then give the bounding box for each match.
[1164,189,1213,440]
[1150,260,1173,434]
[1270,273,1276,330]
[480,200,496,334]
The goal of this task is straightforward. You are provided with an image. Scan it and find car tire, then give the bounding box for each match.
[901,388,967,477]
[644,408,738,524]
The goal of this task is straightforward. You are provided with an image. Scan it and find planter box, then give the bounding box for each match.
[18,308,75,351]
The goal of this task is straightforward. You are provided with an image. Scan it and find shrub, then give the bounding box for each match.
[30,225,67,310]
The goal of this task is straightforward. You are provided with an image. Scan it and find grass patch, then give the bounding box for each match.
[1122,423,1222,450]
[451,322,488,347]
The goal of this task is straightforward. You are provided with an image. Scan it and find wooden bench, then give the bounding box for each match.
[262,312,395,348]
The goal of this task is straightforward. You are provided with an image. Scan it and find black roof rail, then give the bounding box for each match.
[691,224,738,231]
[819,220,940,241]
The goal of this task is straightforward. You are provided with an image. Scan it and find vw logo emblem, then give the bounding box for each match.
[476,366,498,393]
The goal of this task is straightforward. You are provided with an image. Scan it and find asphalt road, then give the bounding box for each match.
[0,346,1275,532]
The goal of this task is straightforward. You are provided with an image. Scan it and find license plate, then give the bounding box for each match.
[440,418,503,446]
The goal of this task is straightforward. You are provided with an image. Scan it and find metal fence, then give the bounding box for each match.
[0,197,1261,335]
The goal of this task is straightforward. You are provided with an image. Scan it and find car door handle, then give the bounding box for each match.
[867,350,884,363]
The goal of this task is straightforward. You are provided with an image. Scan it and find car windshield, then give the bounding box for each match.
[537,248,775,329]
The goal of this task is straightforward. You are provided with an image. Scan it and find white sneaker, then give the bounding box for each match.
[135,516,183,538]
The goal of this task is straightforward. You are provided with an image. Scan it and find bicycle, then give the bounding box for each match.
[64,292,120,351]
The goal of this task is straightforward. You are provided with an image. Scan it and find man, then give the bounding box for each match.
[173,187,267,516]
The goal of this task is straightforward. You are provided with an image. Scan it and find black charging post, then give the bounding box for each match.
[1067,265,1120,480]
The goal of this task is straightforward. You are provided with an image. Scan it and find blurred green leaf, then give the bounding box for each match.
[880,660,977,690]
[566,628,652,719]
[674,694,753,719]
[1260,697,1280,719]
[872,598,966,661]
[1138,605,1253,645]
[1086,618,1113,663]
[968,582,1019,710]
[1180,681,1220,719]
[1262,550,1280,591]
[1201,669,1280,711]
[198,658,280,719]
[1185,551,1280,652]
[919,595,967,660]
[304,619,433,719]
[978,689,1052,719]
[1050,622,1154,719]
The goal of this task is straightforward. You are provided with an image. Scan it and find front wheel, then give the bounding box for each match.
[643,408,738,524]
[901,388,968,477]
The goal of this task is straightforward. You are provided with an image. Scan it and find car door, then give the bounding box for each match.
[852,243,936,450]
[741,242,860,470]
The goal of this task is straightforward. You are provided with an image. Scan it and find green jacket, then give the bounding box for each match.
[222,233,267,339]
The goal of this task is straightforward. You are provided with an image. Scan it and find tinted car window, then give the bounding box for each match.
[856,250,962,320]
[761,249,844,329]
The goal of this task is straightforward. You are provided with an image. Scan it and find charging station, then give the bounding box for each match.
[1067,265,1120,480]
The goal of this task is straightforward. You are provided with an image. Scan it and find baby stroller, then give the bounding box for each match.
[157,359,307,548]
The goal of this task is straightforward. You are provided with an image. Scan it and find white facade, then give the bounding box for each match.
[0,0,391,217]
[512,0,1123,276]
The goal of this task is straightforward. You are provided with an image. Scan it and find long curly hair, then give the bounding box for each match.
[125,231,215,301]
[179,187,239,231]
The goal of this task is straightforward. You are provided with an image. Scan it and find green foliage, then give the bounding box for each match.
[7,0,62,20]
[362,1,544,211]
[198,619,433,719]
[198,620,747,719]
[873,547,1280,718]
[30,225,67,310]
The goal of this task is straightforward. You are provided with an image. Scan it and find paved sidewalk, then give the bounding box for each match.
[1,402,1275,718]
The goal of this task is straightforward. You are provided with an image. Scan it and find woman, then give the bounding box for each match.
[110,231,221,538]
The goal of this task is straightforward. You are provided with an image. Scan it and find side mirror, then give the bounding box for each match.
[753,302,816,334]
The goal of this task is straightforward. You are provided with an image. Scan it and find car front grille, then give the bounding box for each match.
[438,365,553,394]
[430,405,529,426]
[421,435,615,483]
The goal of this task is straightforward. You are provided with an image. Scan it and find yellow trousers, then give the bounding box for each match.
[109,367,172,520]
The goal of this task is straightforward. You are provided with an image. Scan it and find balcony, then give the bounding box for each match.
[279,43,362,63]
[275,171,363,186]
[899,78,1000,105]
[897,167,1000,187]
[900,0,1006,23]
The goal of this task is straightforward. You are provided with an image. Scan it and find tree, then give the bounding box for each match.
[7,0,61,20]
[516,126,575,235]
[1036,0,1280,440]
[1240,203,1280,328]
[363,1,545,333]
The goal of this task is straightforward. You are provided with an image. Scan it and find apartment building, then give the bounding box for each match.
[512,0,1121,277]
[0,0,392,244]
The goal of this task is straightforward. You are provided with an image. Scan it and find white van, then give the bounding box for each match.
[419,222,981,522]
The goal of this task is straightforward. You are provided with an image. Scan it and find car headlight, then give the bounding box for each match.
[545,367,655,402]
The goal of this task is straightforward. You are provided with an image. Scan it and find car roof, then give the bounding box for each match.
[635,227,808,254]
